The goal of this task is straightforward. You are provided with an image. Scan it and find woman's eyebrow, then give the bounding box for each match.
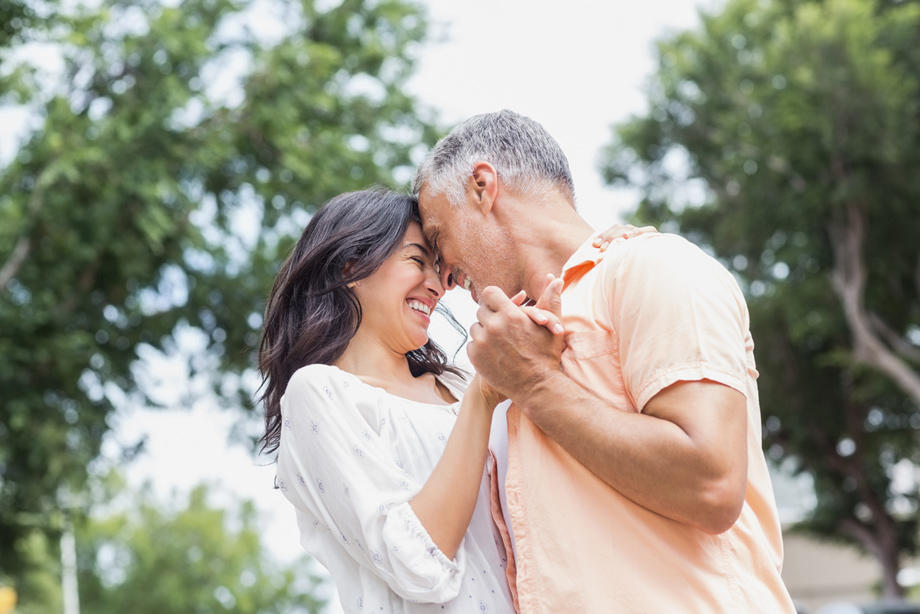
[403,242,431,257]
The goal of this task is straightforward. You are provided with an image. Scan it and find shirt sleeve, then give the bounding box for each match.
[276,364,464,603]
[602,234,753,411]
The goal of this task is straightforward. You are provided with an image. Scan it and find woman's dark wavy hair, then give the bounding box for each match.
[258,188,465,455]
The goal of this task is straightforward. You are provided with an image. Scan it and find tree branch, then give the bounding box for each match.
[0,167,51,292]
[868,311,920,364]
[828,205,920,405]
[0,236,32,291]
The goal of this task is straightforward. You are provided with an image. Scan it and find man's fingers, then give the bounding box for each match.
[510,290,527,306]
[478,285,513,312]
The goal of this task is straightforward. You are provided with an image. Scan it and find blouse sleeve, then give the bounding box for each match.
[276,364,464,603]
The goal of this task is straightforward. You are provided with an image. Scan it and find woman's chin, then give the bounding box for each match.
[408,332,430,352]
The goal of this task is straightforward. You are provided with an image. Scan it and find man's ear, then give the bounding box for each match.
[469,161,499,215]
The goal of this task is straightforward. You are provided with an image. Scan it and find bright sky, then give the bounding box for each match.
[7,0,820,611]
[411,0,707,231]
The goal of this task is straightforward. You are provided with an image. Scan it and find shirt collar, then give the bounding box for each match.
[561,231,607,287]
[562,232,605,288]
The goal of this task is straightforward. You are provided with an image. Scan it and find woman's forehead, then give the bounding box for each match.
[402,221,429,247]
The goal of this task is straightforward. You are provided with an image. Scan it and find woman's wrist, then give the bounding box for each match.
[472,374,505,411]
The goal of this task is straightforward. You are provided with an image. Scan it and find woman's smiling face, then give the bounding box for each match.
[352,222,444,352]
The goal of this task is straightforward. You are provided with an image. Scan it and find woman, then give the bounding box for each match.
[259,189,543,613]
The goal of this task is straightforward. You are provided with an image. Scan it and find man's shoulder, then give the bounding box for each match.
[593,231,742,313]
[597,231,715,279]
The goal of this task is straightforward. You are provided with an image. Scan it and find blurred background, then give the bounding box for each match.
[1,0,919,612]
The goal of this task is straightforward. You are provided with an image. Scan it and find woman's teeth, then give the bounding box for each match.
[463,277,472,291]
[408,300,431,316]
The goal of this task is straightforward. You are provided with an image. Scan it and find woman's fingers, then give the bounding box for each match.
[522,305,565,336]
[593,223,657,251]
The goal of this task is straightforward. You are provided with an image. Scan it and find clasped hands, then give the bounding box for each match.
[468,274,566,409]
[468,223,654,407]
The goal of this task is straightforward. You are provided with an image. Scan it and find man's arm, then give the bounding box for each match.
[521,371,747,534]
[468,282,748,534]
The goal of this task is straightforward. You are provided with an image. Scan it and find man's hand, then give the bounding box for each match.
[467,275,565,400]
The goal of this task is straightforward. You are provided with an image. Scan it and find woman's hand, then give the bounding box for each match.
[509,279,566,338]
[592,222,657,251]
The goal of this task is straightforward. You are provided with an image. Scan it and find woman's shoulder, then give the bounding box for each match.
[289,362,339,381]
[281,364,382,428]
[284,363,359,400]
[435,368,471,402]
[288,362,336,386]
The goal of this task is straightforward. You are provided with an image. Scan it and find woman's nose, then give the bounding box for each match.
[426,269,444,299]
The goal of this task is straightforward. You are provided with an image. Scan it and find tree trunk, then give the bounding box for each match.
[839,512,905,599]
[879,543,905,600]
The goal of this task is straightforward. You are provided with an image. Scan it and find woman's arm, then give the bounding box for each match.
[409,374,501,559]
[279,365,475,602]
[409,284,566,558]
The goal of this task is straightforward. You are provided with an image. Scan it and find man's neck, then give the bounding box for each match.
[515,206,594,301]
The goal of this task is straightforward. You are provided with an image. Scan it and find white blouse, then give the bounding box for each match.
[276,363,514,614]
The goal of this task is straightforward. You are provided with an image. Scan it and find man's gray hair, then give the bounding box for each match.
[413,110,575,205]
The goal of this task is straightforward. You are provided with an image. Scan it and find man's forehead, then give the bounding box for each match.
[416,187,444,232]
[419,216,436,238]
[417,184,438,209]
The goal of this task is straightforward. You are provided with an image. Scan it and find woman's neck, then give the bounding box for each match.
[334,328,452,405]
[334,327,415,384]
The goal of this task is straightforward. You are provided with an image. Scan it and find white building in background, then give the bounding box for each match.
[782,531,920,612]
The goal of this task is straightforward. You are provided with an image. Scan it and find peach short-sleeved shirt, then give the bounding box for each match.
[493,231,795,613]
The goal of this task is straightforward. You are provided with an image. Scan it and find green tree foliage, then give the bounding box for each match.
[0,0,43,47]
[0,529,62,614]
[76,482,324,614]
[0,0,433,600]
[0,2,32,46]
[601,0,920,597]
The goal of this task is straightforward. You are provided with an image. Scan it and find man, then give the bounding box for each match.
[413,110,795,613]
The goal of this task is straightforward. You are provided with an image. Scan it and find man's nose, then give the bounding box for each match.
[439,263,456,291]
